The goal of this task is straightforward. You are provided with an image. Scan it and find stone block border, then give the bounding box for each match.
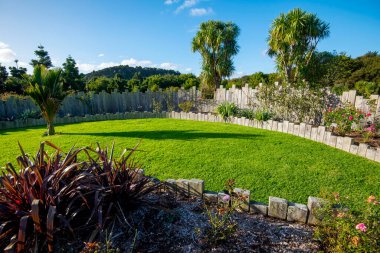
[158,175,325,225]
[0,111,378,163]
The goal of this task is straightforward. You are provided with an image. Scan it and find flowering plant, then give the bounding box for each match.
[314,193,380,252]
[323,104,365,136]
[362,115,380,142]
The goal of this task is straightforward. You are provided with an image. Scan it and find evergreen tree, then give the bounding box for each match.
[30,45,53,68]
[62,55,84,91]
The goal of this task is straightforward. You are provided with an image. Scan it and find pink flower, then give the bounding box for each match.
[355,223,367,232]
[348,115,353,121]
[365,124,376,132]
[366,113,372,117]
[222,194,230,202]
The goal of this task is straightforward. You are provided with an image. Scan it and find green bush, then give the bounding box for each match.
[18,109,41,120]
[354,81,379,98]
[178,100,194,112]
[236,108,255,119]
[216,102,238,120]
[314,194,380,253]
[254,110,273,121]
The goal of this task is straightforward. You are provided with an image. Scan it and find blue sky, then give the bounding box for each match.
[0,0,379,77]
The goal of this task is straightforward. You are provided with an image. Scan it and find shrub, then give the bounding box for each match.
[18,109,41,120]
[216,102,238,120]
[314,194,380,252]
[254,83,330,124]
[0,142,159,252]
[323,105,365,136]
[354,81,379,98]
[178,100,194,112]
[201,179,238,246]
[152,98,163,113]
[236,108,254,120]
[254,110,273,121]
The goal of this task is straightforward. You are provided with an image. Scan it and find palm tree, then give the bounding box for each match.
[268,8,330,84]
[26,65,66,135]
[192,21,240,97]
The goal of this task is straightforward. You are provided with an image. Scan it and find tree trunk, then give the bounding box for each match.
[47,121,55,135]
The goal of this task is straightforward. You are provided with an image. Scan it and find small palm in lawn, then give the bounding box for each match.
[26,65,66,135]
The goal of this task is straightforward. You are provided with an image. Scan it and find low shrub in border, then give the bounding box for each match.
[314,193,380,252]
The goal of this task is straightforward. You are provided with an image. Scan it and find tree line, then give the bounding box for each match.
[0,46,200,96]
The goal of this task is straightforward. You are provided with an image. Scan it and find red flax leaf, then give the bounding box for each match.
[47,206,56,253]
[31,200,43,233]
[4,235,17,253]
[16,216,30,253]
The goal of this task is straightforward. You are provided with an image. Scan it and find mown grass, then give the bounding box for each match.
[0,118,379,208]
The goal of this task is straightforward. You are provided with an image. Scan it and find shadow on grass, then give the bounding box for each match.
[59,130,264,140]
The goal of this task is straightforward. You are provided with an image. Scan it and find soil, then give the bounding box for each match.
[87,193,321,253]
[345,132,380,148]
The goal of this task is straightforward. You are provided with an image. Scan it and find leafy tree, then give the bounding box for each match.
[30,45,53,68]
[192,20,240,96]
[112,73,128,92]
[26,65,66,135]
[183,77,200,90]
[249,72,268,87]
[354,81,379,98]
[127,78,141,92]
[86,77,117,93]
[0,63,8,92]
[3,77,28,94]
[268,8,330,84]
[62,55,84,91]
[348,52,380,85]
[8,60,27,78]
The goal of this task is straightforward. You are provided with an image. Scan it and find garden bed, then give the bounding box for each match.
[78,194,320,252]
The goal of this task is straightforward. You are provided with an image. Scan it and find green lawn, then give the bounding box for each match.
[0,118,379,208]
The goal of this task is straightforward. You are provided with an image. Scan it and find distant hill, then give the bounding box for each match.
[84,65,181,80]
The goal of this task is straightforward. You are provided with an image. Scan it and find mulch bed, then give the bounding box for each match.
[81,193,321,253]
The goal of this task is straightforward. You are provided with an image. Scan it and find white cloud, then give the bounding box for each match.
[190,7,213,16]
[98,53,104,57]
[164,0,179,5]
[76,63,97,73]
[175,0,198,13]
[160,62,179,70]
[0,41,17,63]
[121,58,153,67]
[185,67,193,72]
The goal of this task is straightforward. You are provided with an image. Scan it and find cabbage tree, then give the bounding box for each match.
[192,21,240,97]
[26,65,66,135]
[268,8,330,84]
